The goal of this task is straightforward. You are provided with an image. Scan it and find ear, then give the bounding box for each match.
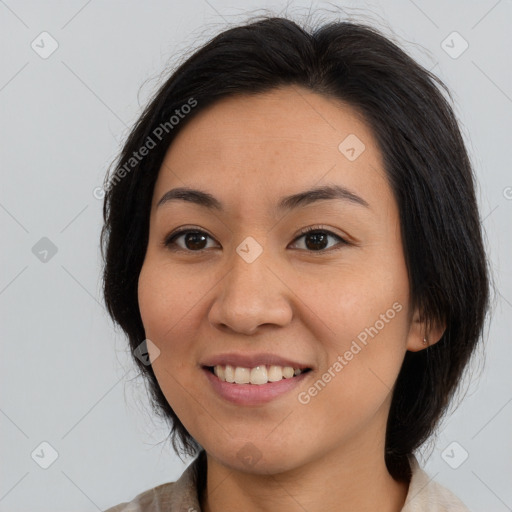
[406,306,446,352]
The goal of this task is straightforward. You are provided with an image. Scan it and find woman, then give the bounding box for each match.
[101,15,490,512]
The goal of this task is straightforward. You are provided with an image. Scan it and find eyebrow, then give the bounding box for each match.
[156,184,370,212]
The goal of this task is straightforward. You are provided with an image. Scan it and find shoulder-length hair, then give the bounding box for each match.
[100,16,490,482]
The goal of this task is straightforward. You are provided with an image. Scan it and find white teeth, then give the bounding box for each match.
[267,365,283,382]
[234,367,250,384]
[213,365,225,380]
[224,364,235,383]
[250,366,268,385]
[282,366,294,379]
[211,364,306,384]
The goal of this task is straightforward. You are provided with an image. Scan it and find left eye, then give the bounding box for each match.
[289,228,348,252]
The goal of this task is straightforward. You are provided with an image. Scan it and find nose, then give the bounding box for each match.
[207,246,293,336]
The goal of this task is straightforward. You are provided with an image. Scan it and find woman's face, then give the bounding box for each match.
[138,86,426,473]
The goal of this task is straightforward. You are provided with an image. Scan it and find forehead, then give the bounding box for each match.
[152,86,392,213]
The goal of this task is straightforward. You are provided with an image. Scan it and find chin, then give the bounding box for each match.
[205,436,307,475]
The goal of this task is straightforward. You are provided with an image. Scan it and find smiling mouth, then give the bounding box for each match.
[204,364,312,385]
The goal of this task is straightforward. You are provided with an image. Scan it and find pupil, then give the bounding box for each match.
[185,232,207,250]
[306,232,327,251]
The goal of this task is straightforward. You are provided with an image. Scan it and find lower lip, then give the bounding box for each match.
[202,367,310,406]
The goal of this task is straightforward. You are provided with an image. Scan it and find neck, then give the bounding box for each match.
[200,441,409,512]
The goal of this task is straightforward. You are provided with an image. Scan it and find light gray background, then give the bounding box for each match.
[1,1,511,511]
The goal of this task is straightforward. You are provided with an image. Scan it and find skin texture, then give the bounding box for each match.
[137,85,444,512]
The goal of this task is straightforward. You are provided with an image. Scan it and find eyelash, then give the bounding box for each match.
[163,224,349,254]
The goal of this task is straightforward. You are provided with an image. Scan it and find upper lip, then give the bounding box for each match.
[201,352,312,370]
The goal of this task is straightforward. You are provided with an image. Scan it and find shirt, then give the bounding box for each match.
[103,450,470,512]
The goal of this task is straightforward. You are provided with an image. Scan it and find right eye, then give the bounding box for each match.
[164,228,219,252]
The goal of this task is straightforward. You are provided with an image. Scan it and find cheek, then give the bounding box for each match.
[292,254,409,346]
[137,259,204,347]
[294,301,409,447]
[137,258,214,399]
[292,257,410,422]
[137,261,205,428]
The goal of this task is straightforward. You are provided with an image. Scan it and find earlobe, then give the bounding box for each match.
[406,308,446,352]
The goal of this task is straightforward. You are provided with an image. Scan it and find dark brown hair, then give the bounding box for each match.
[100,16,490,482]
